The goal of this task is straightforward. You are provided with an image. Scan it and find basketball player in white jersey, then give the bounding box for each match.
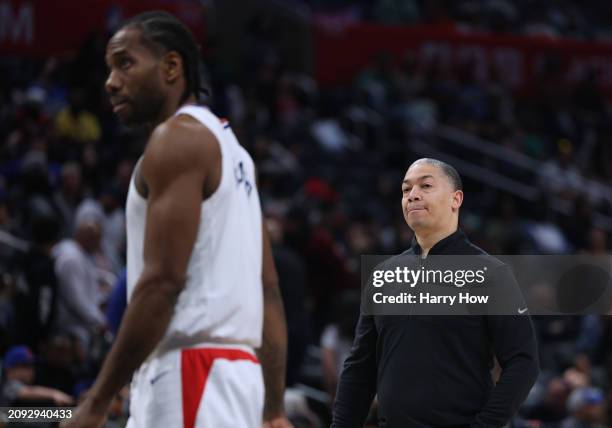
[64,11,292,428]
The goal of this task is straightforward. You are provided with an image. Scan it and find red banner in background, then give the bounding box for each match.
[315,24,612,95]
[0,0,205,57]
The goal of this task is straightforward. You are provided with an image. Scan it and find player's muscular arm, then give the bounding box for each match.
[257,219,290,425]
[84,117,213,414]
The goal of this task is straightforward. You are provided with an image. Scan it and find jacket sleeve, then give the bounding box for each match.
[331,312,378,428]
[472,264,540,427]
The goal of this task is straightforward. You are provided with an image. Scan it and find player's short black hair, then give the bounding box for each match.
[412,158,463,191]
[119,10,208,102]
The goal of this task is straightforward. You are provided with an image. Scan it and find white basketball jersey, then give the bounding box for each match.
[125,105,263,353]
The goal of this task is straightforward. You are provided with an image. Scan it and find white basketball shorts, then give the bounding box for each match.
[126,345,264,428]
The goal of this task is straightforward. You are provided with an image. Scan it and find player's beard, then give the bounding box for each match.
[118,82,167,130]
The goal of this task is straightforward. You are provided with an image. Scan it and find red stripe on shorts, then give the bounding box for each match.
[181,348,259,428]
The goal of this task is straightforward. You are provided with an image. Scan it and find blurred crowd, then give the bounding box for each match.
[305,0,612,40]
[1,3,612,427]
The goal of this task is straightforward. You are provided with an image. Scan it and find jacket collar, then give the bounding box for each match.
[410,229,466,256]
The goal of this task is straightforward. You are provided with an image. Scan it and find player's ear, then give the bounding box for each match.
[452,190,463,211]
[162,51,182,84]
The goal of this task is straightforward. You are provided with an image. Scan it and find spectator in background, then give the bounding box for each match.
[525,377,571,425]
[35,334,79,397]
[585,228,607,255]
[113,159,134,202]
[52,162,84,235]
[5,88,51,157]
[561,387,607,428]
[0,345,73,407]
[522,199,572,254]
[534,315,581,372]
[0,192,12,232]
[75,184,125,273]
[538,139,582,204]
[19,151,59,231]
[52,212,106,353]
[0,191,23,269]
[562,195,594,251]
[268,217,311,386]
[13,215,60,352]
[284,388,322,428]
[80,144,103,194]
[320,291,360,403]
[55,88,101,145]
[485,196,523,253]
[26,58,67,117]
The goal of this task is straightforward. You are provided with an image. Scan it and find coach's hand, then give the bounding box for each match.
[263,415,294,428]
[60,397,109,428]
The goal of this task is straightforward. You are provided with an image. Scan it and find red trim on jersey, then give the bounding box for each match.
[180,348,259,428]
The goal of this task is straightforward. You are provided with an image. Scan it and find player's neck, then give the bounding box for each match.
[149,94,198,131]
[415,224,458,257]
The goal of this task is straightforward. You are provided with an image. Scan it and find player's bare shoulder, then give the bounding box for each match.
[141,112,221,194]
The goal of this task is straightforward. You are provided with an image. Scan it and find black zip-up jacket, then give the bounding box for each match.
[331,229,540,428]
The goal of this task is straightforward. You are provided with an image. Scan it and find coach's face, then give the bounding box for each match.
[105,27,166,126]
[401,162,462,233]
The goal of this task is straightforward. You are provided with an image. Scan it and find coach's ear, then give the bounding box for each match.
[162,51,182,84]
[452,190,463,211]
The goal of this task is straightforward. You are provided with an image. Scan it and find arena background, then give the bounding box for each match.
[1,0,612,426]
